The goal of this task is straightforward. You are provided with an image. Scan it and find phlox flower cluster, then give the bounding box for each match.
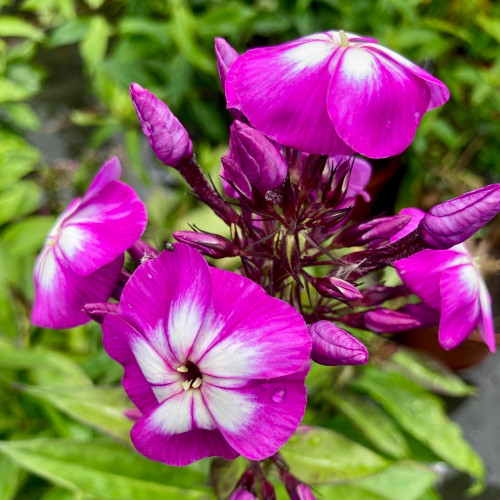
[32,29,499,498]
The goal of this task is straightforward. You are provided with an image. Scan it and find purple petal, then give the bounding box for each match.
[131,399,239,465]
[367,44,450,110]
[202,364,308,460]
[57,179,147,276]
[192,267,311,379]
[85,156,121,198]
[215,37,239,90]
[130,83,193,168]
[327,46,431,158]
[229,121,288,193]
[117,244,211,364]
[438,265,480,350]
[227,33,352,155]
[343,156,372,202]
[477,278,496,353]
[395,249,469,307]
[308,321,368,365]
[419,184,500,249]
[31,247,123,329]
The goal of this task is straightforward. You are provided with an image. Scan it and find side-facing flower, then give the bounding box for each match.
[102,243,311,465]
[31,158,147,329]
[226,31,449,158]
[394,209,495,352]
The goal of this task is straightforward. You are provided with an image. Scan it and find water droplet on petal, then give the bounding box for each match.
[271,387,285,403]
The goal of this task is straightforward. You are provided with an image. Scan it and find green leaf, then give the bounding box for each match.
[0,216,55,258]
[0,340,92,387]
[0,454,21,500]
[389,348,476,396]
[327,392,410,459]
[0,16,44,41]
[1,102,41,131]
[80,16,111,74]
[0,438,212,499]
[0,180,41,224]
[47,19,90,48]
[476,15,500,44]
[317,461,436,500]
[352,367,485,492]
[0,77,36,102]
[84,0,105,9]
[22,385,133,442]
[280,426,390,484]
[0,133,41,189]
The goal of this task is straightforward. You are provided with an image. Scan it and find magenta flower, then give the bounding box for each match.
[102,243,311,465]
[225,31,449,158]
[31,158,147,329]
[394,209,495,352]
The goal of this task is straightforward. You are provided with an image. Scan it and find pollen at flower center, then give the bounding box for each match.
[177,361,203,391]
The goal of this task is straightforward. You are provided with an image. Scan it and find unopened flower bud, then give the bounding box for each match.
[130,83,193,168]
[312,276,363,301]
[261,479,276,500]
[308,321,368,366]
[221,154,253,199]
[82,302,119,324]
[419,184,500,249]
[215,37,239,90]
[337,214,411,247]
[230,469,257,500]
[364,308,422,333]
[173,231,238,259]
[229,121,288,194]
[281,470,317,500]
[319,208,350,229]
[128,240,159,263]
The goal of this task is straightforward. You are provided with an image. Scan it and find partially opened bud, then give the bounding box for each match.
[215,37,239,89]
[308,321,368,366]
[312,276,363,301]
[173,230,238,259]
[229,121,288,193]
[419,184,500,249]
[221,154,253,199]
[364,308,422,333]
[82,302,119,324]
[130,83,193,168]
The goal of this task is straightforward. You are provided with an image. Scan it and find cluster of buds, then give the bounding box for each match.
[31,29,499,499]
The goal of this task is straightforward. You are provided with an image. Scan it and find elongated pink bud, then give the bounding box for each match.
[82,302,119,324]
[173,230,238,259]
[364,308,421,333]
[308,321,368,366]
[312,276,363,301]
[130,83,193,168]
[419,184,500,249]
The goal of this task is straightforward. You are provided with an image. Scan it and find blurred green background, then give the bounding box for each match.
[0,1,499,499]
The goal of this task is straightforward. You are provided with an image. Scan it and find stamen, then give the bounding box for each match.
[192,377,202,389]
[339,30,349,48]
[177,365,189,373]
[182,380,193,391]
